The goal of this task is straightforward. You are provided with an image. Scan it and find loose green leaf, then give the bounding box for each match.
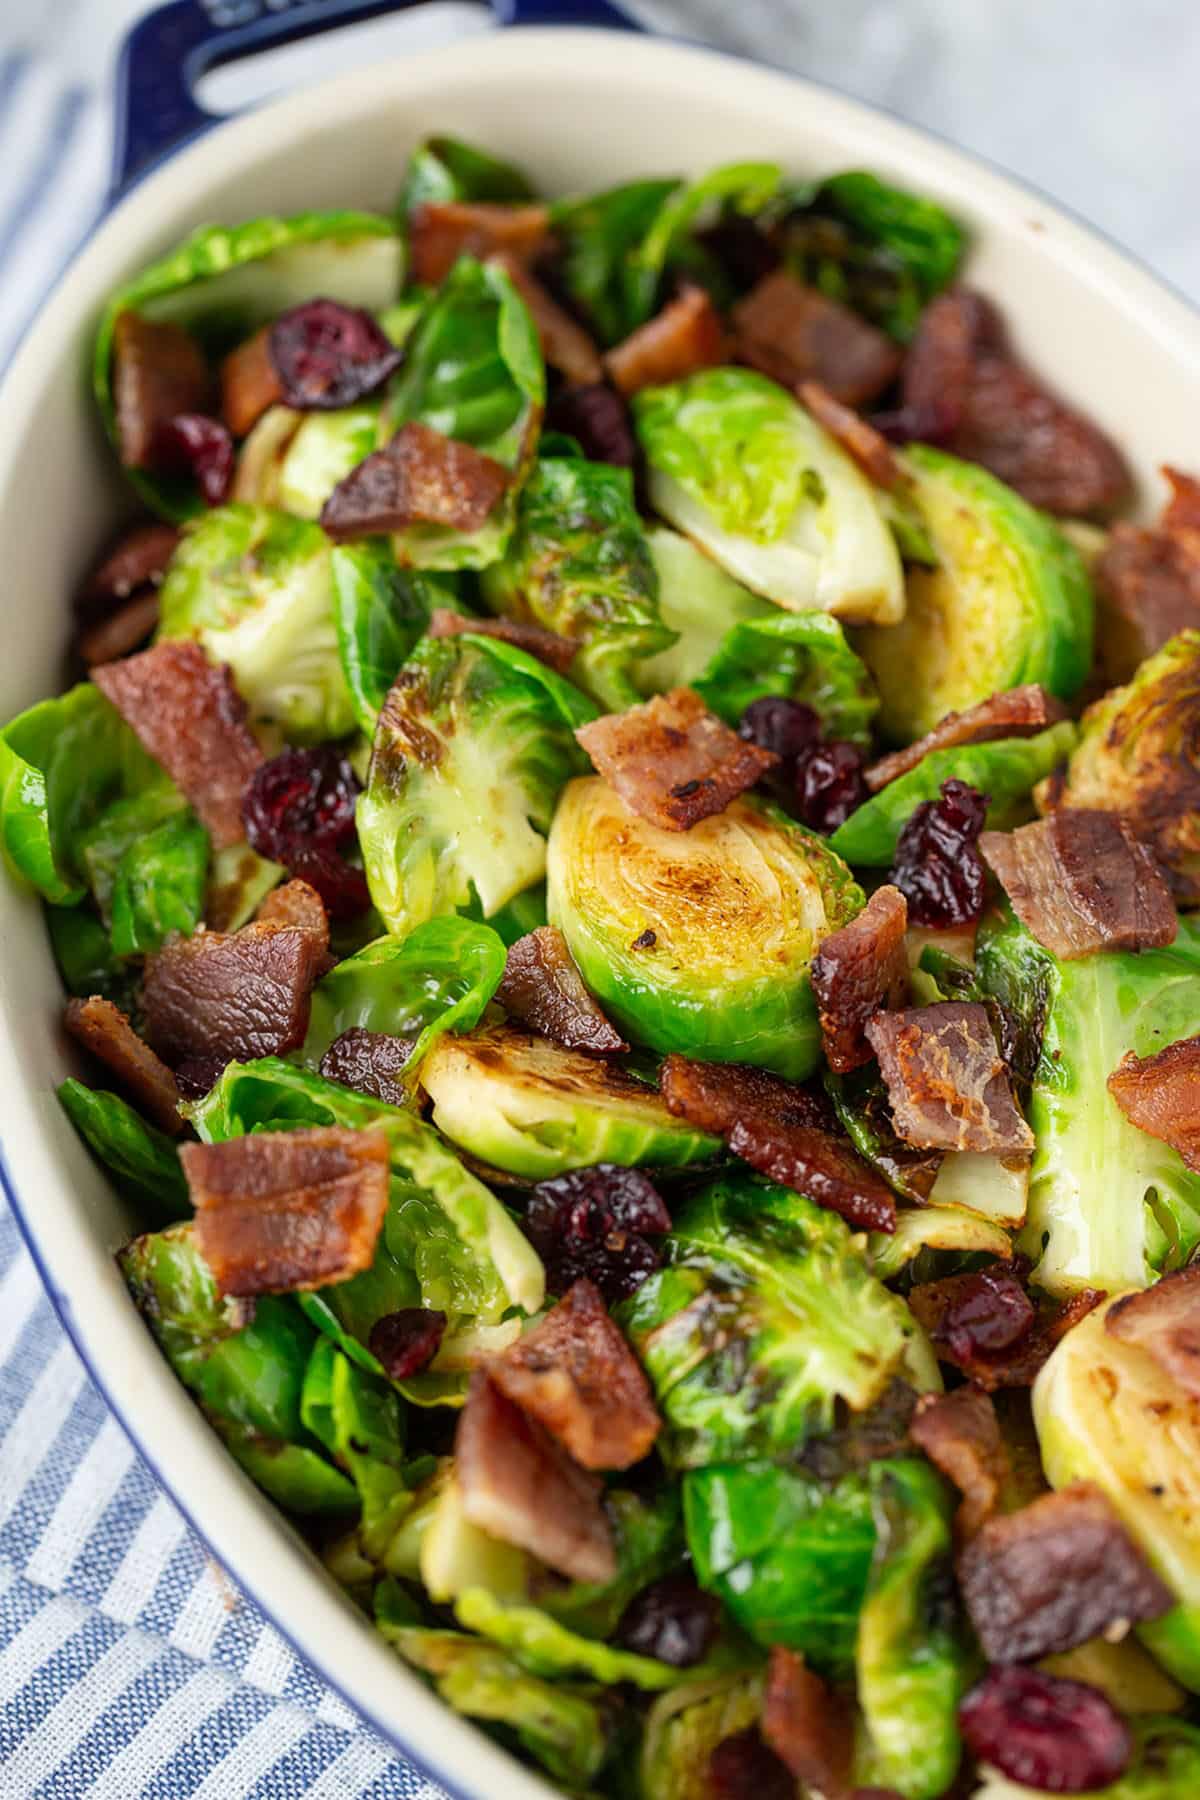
[455,1587,693,1691]
[109,808,208,957]
[624,161,781,328]
[550,177,680,346]
[58,1080,188,1221]
[331,538,466,731]
[398,135,536,217]
[692,608,880,748]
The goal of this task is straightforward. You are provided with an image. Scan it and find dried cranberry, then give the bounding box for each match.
[739,697,821,767]
[616,1573,721,1667]
[523,1165,671,1302]
[796,739,868,833]
[268,299,403,411]
[707,1728,795,1800]
[287,843,370,920]
[152,414,234,505]
[544,381,635,468]
[369,1308,447,1380]
[959,1666,1132,1793]
[242,747,360,861]
[696,215,780,291]
[937,1267,1035,1363]
[891,778,989,927]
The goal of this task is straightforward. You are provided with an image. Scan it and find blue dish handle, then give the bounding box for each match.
[112,0,640,201]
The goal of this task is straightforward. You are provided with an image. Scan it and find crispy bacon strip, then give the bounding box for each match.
[732,270,901,407]
[320,420,510,541]
[1095,476,1200,681]
[660,1054,896,1233]
[489,252,602,387]
[798,380,900,489]
[91,640,264,851]
[865,686,1069,792]
[219,325,284,438]
[143,921,326,1064]
[810,885,909,1074]
[762,1648,854,1799]
[1106,1266,1200,1397]
[910,1387,1010,1542]
[427,607,579,677]
[78,592,161,667]
[319,1027,415,1108]
[909,1270,1105,1390]
[408,201,551,286]
[64,996,184,1136]
[256,878,330,954]
[902,288,1130,516]
[604,286,729,398]
[958,1482,1173,1663]
[113,311,211,469]
[980,811,1177,960]
[866,1002,1034,1154]
[182,1127,389,1297]
[1108,1039,1200,1175]
[497,927,627,1056]
[576,688,777,831]
[456,1371,616,1583]
[490,1279,659,1470]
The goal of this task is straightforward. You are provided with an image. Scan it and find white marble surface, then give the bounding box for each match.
[5,0,1200,300]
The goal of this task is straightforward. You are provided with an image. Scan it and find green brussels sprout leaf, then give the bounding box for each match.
[398,135,536,217]
[58,1080,189,1222]
[331,538,466,732]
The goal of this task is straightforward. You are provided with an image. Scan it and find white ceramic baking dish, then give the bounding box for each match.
[2,6,1199,1794]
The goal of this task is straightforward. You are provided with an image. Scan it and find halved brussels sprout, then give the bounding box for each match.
[1034,1299,1200,1692]
[157,503,354,742]
[357,632,594,939]
[634,368,904,623]
[420,1022,719,1181]
[868,1204,1015,1281]
[635,526,774,694]
[639,1672,764,1800]
[275,404,382,519]
[547,776,863,1080]
[855,446,1094,744]
[94,211,403,517]
[330,539,464,733]
[926,1152,1029,1229]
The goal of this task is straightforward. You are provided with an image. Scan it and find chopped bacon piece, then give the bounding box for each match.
[112,311,211,469]
[456,1371,616,1583]
[181,1126,389,1297]
[762,1648,854,1799]
[902,288,1130,516]
[490,1279,659,1470]
[78,592,161,666]
[319,1027,415,1108]
[576,688,777,831]
[909,1269,1104,1390]
[1106,1266,1200,1397]
[497,927,627,1056]
[958,1482,1173,1663]
[320,420,510,542]
[77,522,180,619]
[91,641,264,851]
[604,286,729,398]
[865,686,1069,792]
[980,811,1177,960]
[64,995,183,1136]
[256,878,330,954]
[1108,1038,1200,1175]
[660,1054,896,1233]
[142,921,325,1064]
[489,252,602,387]
[798,380,900,489]
[219,325,284,438]
[910,1387,1010,1542]
[810,885,909,1074]
[732,270,901,407]
[408,200,551,286]
[427,607,579,676]
[866,1002,1034,1154]
[1094,477,1200,682]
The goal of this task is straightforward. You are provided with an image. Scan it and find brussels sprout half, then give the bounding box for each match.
[635,369,905,623]
[547,776,863,1080]
[420,1022,719,1181]
[1034,1300,1200,1692]
[639,1672,765,1800]
[855,446,1094,744]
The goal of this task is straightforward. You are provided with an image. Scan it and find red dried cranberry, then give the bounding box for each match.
[707,1728,795,1800]
[937,1267,1035,1363]
[268,299,403,411]
[152,414,234,505]
[523,1165,671,1302]
[287,843,370,920]
[739,697,821,767]
[369,1308,447,1380]
[891,778,989,927]
[242,747,360,861]
[959,1666,1132,1793]
[544,381,635,468]
[616,1573,721,1667]
[795,739,868,833]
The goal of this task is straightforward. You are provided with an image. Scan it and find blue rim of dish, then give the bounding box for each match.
[4,19,1200,1800]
